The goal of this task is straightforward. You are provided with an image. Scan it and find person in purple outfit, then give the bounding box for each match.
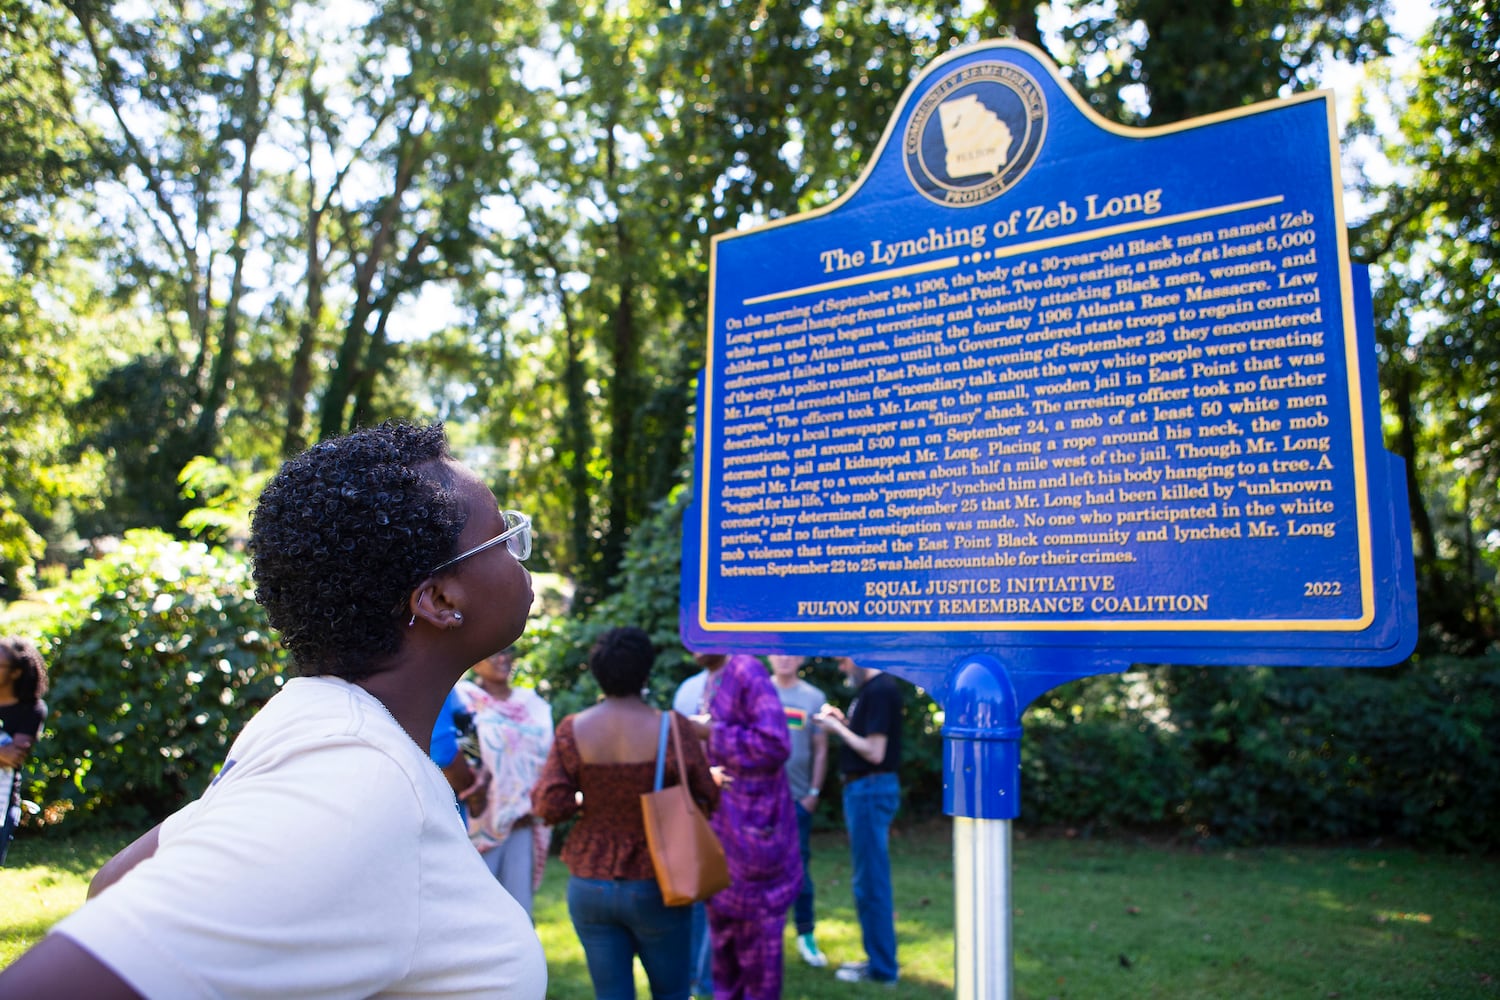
[687,651,802,1000]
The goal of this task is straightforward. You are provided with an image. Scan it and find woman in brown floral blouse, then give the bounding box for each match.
[532,627,720,999]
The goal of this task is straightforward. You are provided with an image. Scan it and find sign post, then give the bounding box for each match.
[681,39,1416,993]
[945,653,1020,998]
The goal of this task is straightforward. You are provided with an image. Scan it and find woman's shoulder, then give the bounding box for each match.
[542,714,579,764]
[662,707,696,738]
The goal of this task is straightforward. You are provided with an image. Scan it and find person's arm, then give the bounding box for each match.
[430,688,488,808]
[519,692,555,823]
[0,740,27,768]
[0,933,144,998]
[0,708,39,767]
[802,720,830,811]
[529,718,583,825]
[672,711,722,815]
[438,755,465,789]
[443,756,489,814]
[815,705,889,766]
[88,823,163,899]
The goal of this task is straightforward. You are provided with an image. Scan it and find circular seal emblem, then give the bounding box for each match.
[903,61,1047,208]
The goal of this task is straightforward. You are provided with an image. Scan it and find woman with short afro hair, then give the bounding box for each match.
[0,421,547,999]
[249,421,468,679]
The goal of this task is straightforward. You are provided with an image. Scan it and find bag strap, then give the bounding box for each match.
[653,710,672,791]
[667,710,695,808]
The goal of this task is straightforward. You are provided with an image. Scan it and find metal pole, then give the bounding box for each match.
[943,654,1022,1000]
[954,816,1013,999]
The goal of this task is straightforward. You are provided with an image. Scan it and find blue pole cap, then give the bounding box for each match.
[942,654,1023,820]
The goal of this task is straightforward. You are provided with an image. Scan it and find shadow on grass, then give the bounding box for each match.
[10,821,1493,998]
[5,829,131,877]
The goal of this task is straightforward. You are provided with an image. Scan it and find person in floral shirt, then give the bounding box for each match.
[458,646,554,918]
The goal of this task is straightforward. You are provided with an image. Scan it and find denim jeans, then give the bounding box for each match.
[1,767,20,866]
[0,804,16,866]
[567,876,693,1000]
[687,901,713,995]
[843,772,900,982]
[793,801,815,934]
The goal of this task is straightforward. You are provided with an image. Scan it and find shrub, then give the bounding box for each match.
[6,513,1494,853]
[1016,659,1500,851]
[1021,672,1191,833]
[11,529,284,833]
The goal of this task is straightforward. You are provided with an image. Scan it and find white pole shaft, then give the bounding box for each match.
[954,815,1013,1000]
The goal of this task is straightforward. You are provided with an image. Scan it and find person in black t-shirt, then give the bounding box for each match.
[815,658,903,985]
[0,636,49,866]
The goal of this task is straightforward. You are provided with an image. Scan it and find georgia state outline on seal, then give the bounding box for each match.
[938,95,1014,177]
[904,61,1047,207]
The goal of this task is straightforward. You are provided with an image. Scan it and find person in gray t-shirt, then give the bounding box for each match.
[769,655,829,967]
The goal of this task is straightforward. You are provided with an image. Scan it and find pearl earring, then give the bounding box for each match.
[453,612,464,623]
[408,614,417,628]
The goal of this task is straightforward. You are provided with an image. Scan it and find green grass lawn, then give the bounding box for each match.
[3,822,1496,998]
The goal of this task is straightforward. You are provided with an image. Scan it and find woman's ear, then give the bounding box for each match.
[407,580,467,630]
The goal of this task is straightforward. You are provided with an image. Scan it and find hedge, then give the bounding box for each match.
[3,519,1495,854]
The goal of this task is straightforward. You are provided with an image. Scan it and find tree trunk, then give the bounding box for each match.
[284,199,325,458]
[318,127,424,439]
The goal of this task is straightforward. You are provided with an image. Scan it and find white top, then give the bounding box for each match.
[454,681,553,851]
[54,676,547,999]
[672,670,710,715]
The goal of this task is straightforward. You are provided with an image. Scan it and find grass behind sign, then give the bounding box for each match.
[2,823,1494,997]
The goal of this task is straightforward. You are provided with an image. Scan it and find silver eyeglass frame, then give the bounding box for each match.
[425,509,531,576]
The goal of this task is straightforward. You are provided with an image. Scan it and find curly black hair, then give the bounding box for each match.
[249,422,469,680]
[588,626,656,697]
[0,636,48,705]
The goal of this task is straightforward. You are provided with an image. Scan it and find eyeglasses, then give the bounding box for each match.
[427,509,532,576]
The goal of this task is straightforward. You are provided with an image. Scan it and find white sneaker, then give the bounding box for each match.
[796,933,828,967]
[834,961,868,983]
[835,961,897,986]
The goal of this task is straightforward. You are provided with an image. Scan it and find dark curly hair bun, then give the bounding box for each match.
[588,626,656,697]
[250,421,466,679]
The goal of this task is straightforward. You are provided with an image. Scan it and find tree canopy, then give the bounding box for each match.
[0,0,1493,650]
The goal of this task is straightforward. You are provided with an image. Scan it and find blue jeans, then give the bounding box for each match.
[688,901,713,995]
[1,768,21,866]
[843,772,900,982]
[0,805,16,866]
[568,876,693,1000]
[793,801,815,934]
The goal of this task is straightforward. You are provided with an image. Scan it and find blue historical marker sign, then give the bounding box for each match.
[681,40,1416,696]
